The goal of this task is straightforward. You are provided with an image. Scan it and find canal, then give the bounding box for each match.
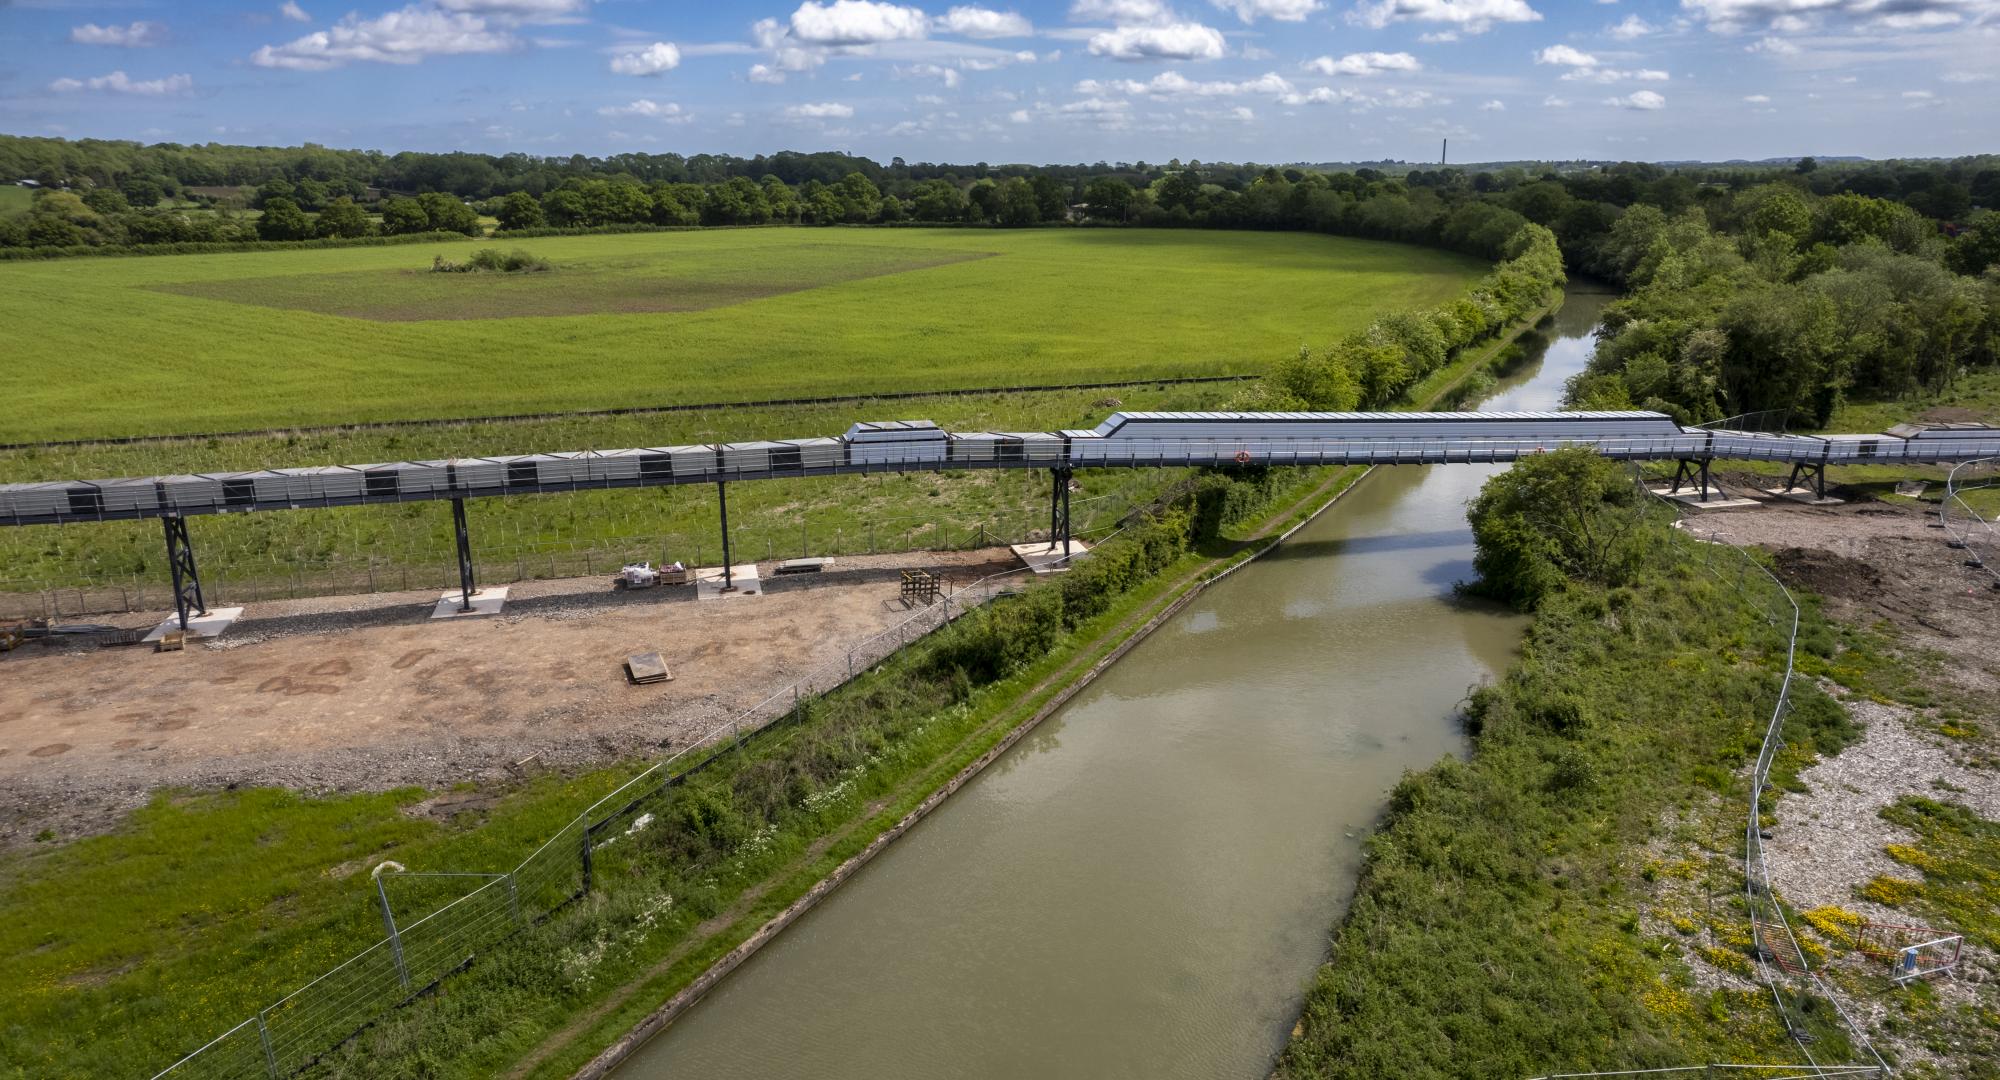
[614,289,1615,1079]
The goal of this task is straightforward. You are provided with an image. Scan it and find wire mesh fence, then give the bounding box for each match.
[146,531,1082,1080]
[0,494,1133,621]
[1939,456,1998,588]
[1635,469,1887,1078]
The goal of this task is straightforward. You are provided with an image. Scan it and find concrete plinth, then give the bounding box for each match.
[1763,487,1845,506]
[1011,540,1091,574]
[430,586,508,619]
[142,606,244,643]
[1649,488,1761,511]
[696,564,761,599]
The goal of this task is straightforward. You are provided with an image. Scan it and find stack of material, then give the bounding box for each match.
[625,651,673,685]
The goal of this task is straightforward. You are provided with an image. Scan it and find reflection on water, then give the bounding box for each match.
[612,291,1614,1080]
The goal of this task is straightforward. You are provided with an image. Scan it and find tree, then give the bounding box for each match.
[378,196,431,235]
[1082,177,1134,222]
[314,196,371,238]
[81,187,129,215]
[253,178,295,209]
[1030,174,1067,220]
[997,176,1039,226]
[908,179,968,222]
[1467,448,1653,610]
[495,189,545,230]
[1794,156,1818,175]
[834,171,881,222]
[417,191,480,235]
[256,196,312,241]
[119,174,169,208]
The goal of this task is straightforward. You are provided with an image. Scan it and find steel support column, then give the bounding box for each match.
[1783,460,1826,499]
[1049,465,1074,556]
[1669,457,1714,503]
[450,497,476,613]
[162,513,207,632]
[716,481,735,592]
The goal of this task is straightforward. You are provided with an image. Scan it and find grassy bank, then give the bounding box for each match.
[1278,465,1874,1078]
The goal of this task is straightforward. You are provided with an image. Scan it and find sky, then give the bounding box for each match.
[1,0,1995,166]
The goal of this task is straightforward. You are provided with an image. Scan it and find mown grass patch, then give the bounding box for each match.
[149,243,990,321]
[0,228,1484,442]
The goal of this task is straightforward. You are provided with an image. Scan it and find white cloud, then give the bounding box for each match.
[1211,0,1324,22]
[281,2,312,22]
[1562,65,1667,82]
[1605,88,1665,109]
[610,41,681,75]
[1742,92,1770,102]
[1418,29,1459,40]
[748,63,786,82]
[597,98,690,121]
[790,0,929,45]
[70,21,166,47]
[48,70,192,95]
[1479,98,1505,109]
[1350,0,1542,35]
[1078,69,1293,95]
[938,5,1033,36]
[1058,96,1130,112]
[1069,0,1170,21]
[786,101,856,117]
[1542,93,1570,106]
[1279,86,1362,105]
[251,6,515,70]
[1087,21,1227,59]
[1744,35,1798,54]
[900,62,963,86]
[1901,88,1934,98]
[1009,107,1032,121]
[435,0,591,17]
[1683,0,1990,34]
[1231,104,1255,119]
[1939,71,1993,83]
[1304,50,1421,75]
[1533,44,1597,66]
[1606,13,1653,38]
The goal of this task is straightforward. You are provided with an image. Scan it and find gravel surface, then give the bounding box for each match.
[0,550,1016,848]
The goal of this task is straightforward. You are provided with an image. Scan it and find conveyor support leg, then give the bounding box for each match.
[451,498,476,613]
[163,514,207,632]
[717,481,735,592]
[1784,461,1826,499]
[1670,458,1714,503]
[1049,465,1073,556]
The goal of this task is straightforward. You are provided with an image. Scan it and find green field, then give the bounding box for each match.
[0,228,1484,442]
[0,185,31,217]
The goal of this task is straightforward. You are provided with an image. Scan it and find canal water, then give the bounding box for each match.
[614,290,1615,1080]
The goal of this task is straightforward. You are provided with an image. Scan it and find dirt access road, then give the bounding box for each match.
[0,550,1016,847]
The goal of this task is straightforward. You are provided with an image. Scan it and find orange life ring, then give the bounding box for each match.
[1235,449,1252,465]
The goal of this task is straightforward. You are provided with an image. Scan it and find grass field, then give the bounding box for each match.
[0,185,31,217]
[0,228,1484,442]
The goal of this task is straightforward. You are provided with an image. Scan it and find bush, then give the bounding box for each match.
[429,248,550,274]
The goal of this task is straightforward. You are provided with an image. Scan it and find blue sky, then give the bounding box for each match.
[2,0,1994,164]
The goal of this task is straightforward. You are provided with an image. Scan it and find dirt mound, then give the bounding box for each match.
[1769,546,1885,601]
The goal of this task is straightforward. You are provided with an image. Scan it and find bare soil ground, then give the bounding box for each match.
[1688,478,2000,694]
[0,549,1016,848]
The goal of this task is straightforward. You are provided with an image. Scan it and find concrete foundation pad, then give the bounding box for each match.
[1649,488,1761,511]
[1011,540,1092,574]
[1763,487,1845,506]
[430,587,508,619]
[142,606,245,643]
[696,564,762,599]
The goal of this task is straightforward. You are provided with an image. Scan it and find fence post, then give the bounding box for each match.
[580,825,595,894]
[375,874,410,991]
[257,1010,279,1079]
